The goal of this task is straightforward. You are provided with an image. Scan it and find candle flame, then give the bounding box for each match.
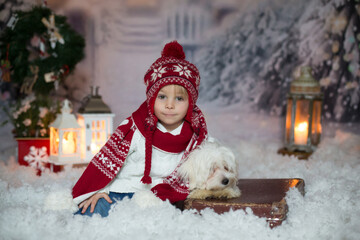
[294,121,309,145]
[295,122,308,131]
[62,132,76,154]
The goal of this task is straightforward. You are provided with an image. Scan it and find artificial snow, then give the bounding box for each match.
[1,1,359,239]
[1,103,359,240]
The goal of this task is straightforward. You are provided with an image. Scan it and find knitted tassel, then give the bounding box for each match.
[141,175,152,184]
[141,128,153,184]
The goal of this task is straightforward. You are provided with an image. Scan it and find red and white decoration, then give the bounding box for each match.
[24,146,49,172]
[16,138,61,175]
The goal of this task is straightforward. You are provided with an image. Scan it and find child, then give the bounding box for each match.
[72,41,208,217]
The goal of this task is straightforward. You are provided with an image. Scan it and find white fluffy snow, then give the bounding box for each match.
[1,1,359,239]
[1,103,359,240]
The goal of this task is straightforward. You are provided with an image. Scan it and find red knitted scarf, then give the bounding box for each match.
[72,101,207,203]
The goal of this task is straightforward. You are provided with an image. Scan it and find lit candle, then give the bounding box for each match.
[90,142,100,154]
[294,122,308,145]
[62,132,76,154]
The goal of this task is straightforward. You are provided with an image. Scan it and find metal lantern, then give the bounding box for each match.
[283,66,323,156]
[77,86,115,162]
[49,99,82,164]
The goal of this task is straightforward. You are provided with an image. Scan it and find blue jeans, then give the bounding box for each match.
[74,192,134,217]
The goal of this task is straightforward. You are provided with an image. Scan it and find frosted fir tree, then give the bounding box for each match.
[197,0,360,122]
[312,0,360,122]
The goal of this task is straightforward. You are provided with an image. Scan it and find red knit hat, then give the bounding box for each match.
[144,41,200,123]
[140,41,203,184]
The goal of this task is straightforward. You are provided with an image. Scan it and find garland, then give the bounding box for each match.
[0,6,85,96]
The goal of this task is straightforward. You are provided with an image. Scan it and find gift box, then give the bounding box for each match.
[17,138,61,175]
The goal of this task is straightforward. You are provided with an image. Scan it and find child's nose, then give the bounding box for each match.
[166,99,175,109]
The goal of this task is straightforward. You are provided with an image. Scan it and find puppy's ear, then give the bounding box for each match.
[219,146,237,173]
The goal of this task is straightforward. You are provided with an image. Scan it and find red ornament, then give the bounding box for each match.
[61,64,70,76]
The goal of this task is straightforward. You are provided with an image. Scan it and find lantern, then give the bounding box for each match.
[49,99,82,164]
[279,66,323,159]
[77,86,115,162]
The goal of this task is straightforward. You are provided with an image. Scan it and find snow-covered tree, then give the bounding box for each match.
[197,0,360,122]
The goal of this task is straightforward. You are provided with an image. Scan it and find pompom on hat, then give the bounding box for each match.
[161,41,186,59]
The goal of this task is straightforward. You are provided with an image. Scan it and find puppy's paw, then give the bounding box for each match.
[210,187,241,199]
[188,187,241,199]
[132,190,163,208]
[231,186,241,198]
[188,189,213,199]
[222,186,241,198]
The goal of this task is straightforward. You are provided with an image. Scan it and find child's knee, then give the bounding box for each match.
[75,198,112,217]
[92,198,112,216]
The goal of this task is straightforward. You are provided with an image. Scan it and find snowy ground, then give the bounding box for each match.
[1,103,359,240]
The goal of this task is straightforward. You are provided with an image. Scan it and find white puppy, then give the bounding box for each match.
[177,141,241,199]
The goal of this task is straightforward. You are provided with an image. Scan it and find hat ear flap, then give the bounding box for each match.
[184,93,194,124]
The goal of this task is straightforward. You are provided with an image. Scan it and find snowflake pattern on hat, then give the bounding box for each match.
[174,64,192,78]
[151,66,167,82]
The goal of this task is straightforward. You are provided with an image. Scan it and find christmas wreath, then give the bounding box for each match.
[0,6,85,95]
[0,6,85,137]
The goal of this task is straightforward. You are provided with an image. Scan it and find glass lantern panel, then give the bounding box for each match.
[91,143,100,154]
[285,98,293,144]
[294,99,310,145]
[62,131,77,155]
[90,139,96,154]
[92,121,95,130]
[91,138,101,154]
[101,131,106,142]
[101,120,105,130]
[50,127,59,155]
[77,116,86,160]
[311,100,322,145]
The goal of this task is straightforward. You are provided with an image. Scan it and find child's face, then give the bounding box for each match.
[154,85,189,132]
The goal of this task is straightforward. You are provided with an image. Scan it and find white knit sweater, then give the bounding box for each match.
[101,121,185,193]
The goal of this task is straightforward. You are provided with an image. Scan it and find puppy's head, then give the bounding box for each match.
[177,141,238,191]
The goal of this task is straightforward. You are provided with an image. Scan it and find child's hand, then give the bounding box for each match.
[78,192,112,214]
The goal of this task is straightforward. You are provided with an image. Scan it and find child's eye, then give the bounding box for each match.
[176,96,184,101]
[157,94,166,100]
